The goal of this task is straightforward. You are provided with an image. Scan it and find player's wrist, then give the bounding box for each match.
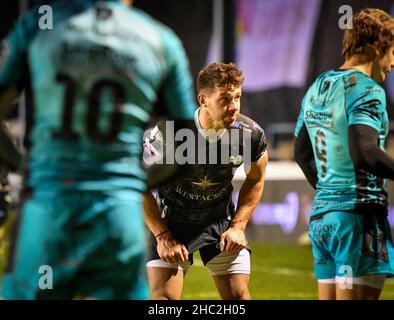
[155,229,169,239]
[229,221,246,231]
[156,229,175,242]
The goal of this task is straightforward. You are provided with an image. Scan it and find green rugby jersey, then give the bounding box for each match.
[295,69,389,217]
[0,0,196,192]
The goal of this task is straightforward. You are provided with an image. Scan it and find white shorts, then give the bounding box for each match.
[146,248,250,276]
[318,274,386,290]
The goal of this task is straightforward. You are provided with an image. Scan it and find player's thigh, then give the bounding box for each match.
[206,248,251,300]
[146,265,187,300]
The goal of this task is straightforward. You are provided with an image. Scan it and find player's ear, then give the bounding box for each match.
[368,42,381,60]
[197,93,206,108]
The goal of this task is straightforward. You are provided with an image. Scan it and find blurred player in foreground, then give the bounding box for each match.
[143,63,268,300]
[294,8,394,300]
[0,0,195,299]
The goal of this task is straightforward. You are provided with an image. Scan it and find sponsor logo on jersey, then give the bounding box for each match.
[305,110,332,121]
[175,185,228,201]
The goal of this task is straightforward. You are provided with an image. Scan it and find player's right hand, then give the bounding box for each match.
[156,232,189,263]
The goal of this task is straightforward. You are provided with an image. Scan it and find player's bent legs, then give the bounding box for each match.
[146,260,190,300]
[207,248,250,300]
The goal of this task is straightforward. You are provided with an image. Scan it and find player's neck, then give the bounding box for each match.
[340,55,373,78]
[199,109,225,132]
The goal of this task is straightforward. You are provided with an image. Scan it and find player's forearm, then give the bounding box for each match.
[231,177,265,231]
[349,124,394,180]
[354,144,394,180]
[143,192,168,236]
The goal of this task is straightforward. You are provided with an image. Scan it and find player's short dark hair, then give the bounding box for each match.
[196,62,244,93]
[342,8,394,60]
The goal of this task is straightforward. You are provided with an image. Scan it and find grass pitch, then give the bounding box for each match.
[2,230,394,299]
[182,243,394,300]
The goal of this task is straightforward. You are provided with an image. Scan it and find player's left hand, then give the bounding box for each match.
[220,227,248,253]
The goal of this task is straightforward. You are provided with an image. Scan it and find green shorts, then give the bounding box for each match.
[1,190,148,299]
[309,210,394,280]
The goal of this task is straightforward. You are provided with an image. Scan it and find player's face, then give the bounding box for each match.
[372,45,394,83]
[202,85,242,129]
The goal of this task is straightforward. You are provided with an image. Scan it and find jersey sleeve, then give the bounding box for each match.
[251,121,268,162]
[346,78,386,133]
[158,29,196,121]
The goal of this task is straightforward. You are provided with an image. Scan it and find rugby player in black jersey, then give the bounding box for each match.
[143,63,268,300]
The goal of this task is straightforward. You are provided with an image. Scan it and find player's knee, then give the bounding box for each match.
[230,286,250,300]
[221,282,250,300]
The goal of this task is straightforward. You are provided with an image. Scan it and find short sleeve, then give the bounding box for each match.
[251,121,268,162]
[346,78,386,133]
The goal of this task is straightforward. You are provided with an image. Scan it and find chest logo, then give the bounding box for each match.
[191,176,220,189]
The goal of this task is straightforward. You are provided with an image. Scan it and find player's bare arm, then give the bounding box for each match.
[143,192,189,263]
[220,151,268,253]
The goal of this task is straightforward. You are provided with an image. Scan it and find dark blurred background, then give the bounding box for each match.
[1,0,394,160]
[2,0,394,244]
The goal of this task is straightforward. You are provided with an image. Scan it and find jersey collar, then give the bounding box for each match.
[194,108,227,143]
